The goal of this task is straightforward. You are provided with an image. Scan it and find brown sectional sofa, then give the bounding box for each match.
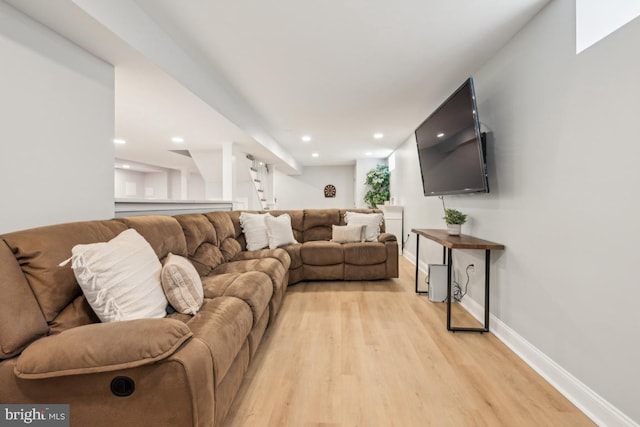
[0,208,398,426]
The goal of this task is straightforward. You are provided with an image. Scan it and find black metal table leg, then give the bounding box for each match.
[484,249,490,330]
[414,235,420,293]
[446,247,452,330]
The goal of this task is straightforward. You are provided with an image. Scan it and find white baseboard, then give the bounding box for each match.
[406,255,638,427]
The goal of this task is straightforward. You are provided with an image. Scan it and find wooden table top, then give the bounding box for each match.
[411,228,505,250]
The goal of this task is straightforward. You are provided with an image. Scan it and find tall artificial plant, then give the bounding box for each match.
[363,164,390,209]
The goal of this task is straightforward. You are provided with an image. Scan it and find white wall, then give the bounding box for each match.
[114,169,169,199]
[187,173,206,200]
[274,166,355,210]
[0,2,114,234]
[143,171,168,199]
[114,169,145,198]
[168,169,182,199]
[391,1,640,423]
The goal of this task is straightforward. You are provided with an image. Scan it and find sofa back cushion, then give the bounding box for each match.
[174,214,225,276]
[117,216,187,260]
[48,295,99,336]
[0,239,49,359]
[1,220,127,323]
[302,209,341,242]
[174,214,217,255]
[205,212,242,261]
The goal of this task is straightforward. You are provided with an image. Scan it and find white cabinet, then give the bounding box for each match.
[377,205,404,249]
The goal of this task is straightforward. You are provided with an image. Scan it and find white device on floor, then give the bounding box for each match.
[428,264,448,302]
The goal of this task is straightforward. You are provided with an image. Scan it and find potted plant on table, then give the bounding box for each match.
[443,208,467,236]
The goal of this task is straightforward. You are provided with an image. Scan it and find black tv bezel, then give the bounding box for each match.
[415,77,489,197]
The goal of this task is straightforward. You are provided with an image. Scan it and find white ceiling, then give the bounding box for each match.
[7,0,550,173]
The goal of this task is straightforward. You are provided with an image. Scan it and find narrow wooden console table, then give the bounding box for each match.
[411,229,505,333]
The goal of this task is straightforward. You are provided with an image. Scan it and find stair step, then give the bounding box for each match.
[261,198,267,202]
[250,167,258,172]
[254,179,261,183]
[257,189,264,192]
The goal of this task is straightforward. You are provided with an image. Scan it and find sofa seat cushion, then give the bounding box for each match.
[14,318,192,379]
[201,272,272,325]
[186,297,253,385]
[212,258,287,294]
[300,241,344,266]
[211,258,288,322]
[343,242,387,265]
[280,243,302,269]
[231,247,292,271]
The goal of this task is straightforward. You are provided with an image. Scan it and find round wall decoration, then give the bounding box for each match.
[324,184,336,198]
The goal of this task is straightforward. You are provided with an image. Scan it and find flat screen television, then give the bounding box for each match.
[415,77,489,197]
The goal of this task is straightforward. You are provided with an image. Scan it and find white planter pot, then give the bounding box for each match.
[447,224,461,235]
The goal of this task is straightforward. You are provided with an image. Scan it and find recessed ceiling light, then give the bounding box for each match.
[366,152,372,156]
[311,152,319,158]
[122,164,131,169]
[437,132,445,138]
[302,135,312,142]
[373,133,384,140]
[113,138,126,145]
[171,136,185,143]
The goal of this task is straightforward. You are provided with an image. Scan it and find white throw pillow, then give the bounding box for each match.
[344,212,384,242]
[161,253,204,315]
[66,229,168,323]
[265,214,298,249]
[239,212,270,251]
[331,224,365,243]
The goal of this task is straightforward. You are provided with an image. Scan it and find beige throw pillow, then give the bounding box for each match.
[66,229,168,323]
[265,213,298,249]
[239,212,270,251]
[161,253,204,315]
[344,212,384,242]
[331,225,365,243]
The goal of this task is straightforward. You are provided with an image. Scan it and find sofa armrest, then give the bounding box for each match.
[14,318,192,379]
[378,233,397,243]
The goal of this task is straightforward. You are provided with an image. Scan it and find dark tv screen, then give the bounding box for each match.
[415,77,488,196]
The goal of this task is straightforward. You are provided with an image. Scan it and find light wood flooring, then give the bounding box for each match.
[222,257,594,427]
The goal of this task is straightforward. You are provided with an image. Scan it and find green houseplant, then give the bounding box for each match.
[363,164,390,209]
[443,208,467,235]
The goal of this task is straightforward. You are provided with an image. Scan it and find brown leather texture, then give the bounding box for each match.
[15,318,192,379]
[1,219,127,322]
[0,240,48,358]
[301,241,345,265]
[186,297,252,386]
[343,242,387,265]
[0,208,398,427]
[117,215,188,260]
[174,213,217,256]
[48,295,99,335]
